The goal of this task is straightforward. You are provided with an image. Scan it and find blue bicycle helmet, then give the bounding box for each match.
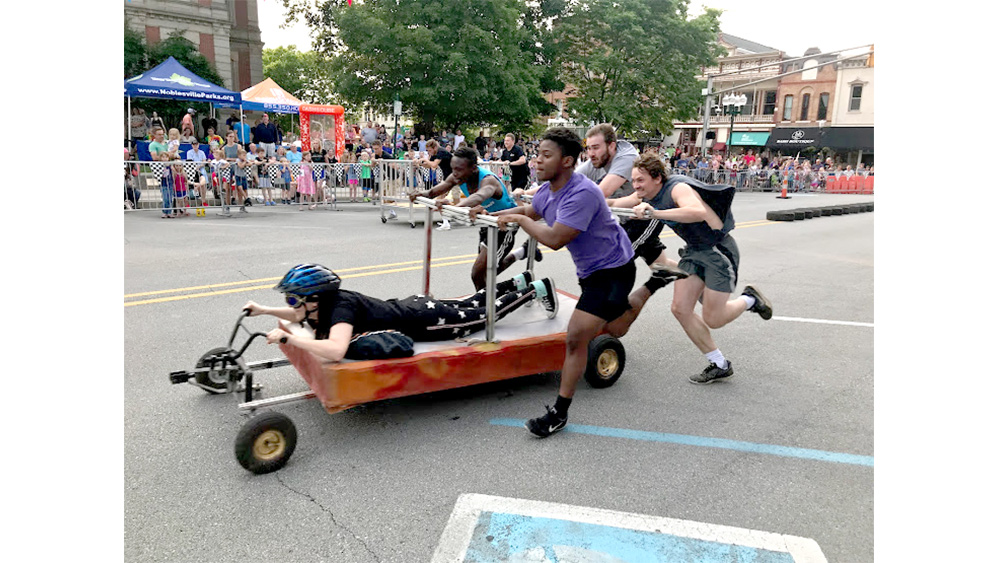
[274,263,342,296]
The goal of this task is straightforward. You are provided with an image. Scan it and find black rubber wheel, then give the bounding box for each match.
[194,347,241,392]
[410,223,416,228]
[584,335,626,389]
[235,411,297,474]
[381,216,387,223]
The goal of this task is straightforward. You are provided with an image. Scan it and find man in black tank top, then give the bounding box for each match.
[610,154,774,385]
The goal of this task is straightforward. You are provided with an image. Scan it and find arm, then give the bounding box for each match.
[267,322,352,363]
[456,175,502,208]
[503,214,579,250]
[243,301,305,323]
[411,173,459,200]
[596,173,628,198]
[636,183,723,230]
[607,192,641,209]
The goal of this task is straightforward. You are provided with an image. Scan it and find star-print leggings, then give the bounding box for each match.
[401,280,538,341]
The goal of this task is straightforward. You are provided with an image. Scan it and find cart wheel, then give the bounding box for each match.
[194,347,242,392]
[235,411,297,474]
[584,335,626,388]
[381,216,387,223]
[410,223,416,228]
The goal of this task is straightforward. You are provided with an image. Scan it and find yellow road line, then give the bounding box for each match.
[125,220,782,307]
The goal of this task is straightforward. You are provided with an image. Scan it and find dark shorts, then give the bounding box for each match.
[622,218,666,265]
[576,260,637,322]
[511,174,529,190]
[678,234,740,293]
[478,225,519,262]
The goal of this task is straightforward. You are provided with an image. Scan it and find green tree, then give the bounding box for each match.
[124,31,228,134]
[554,0,722,137]
[282,0,547,137]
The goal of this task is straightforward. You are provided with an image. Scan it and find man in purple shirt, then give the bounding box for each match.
[489,128,687,438]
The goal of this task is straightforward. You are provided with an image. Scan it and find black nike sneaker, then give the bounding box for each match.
[649,263,689,284]
[521,239,543,262]
[688,361,734,384]
[525,405,568,438]
[741,285,772,320]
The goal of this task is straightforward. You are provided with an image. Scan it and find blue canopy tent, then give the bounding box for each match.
[125,56,243,141]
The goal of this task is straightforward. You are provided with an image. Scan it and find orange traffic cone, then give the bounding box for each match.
[777,175,791,199]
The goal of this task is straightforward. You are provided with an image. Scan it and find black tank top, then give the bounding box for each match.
[643,174,735,249]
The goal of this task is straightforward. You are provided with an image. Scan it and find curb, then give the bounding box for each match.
[766,201,873,222]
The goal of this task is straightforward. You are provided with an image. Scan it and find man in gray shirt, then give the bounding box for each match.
[361,122,379,145]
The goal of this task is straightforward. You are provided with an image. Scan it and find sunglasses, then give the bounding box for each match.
[285,293,318,308]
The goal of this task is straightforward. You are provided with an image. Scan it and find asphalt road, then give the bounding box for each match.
[124,192,874,562]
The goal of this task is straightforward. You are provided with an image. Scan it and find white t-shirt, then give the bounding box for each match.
[454,134,466,149]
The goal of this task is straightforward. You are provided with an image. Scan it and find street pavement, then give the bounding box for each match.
[124,192,874,562]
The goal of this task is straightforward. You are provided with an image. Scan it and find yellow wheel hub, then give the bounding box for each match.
[597,349,619,378]
[253,430,286,461]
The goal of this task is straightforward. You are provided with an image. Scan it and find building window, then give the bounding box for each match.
[800,94,810,121]
[817,93,829,120]
[849,85,863,111]
[782,95,793,121]
[763,91,776,115]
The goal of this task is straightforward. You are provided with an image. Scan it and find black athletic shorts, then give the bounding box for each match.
[478,225,519,262]
[622,218,666,265]
[576,260,637,322]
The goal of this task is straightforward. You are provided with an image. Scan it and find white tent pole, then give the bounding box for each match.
[240,105,245,144]
[127,96,132,143]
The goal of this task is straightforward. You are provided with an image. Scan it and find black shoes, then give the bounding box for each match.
[649,263,689,284]
[525,405,568,438]
[521,239,543,262]
[742,285,772,320]
[534,278,559,319]
[689,361,734,384]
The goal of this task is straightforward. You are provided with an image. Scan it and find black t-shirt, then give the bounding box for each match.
[501,145,528,184]
[431,149,452,179]
[322,290,417,336]
[475,136,488,155]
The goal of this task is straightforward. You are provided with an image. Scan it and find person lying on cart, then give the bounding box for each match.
[242,263,559,363]
[407,146,539,292]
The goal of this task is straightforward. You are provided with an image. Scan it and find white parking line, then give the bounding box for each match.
[772,316,874,328]
[433,494,827,562]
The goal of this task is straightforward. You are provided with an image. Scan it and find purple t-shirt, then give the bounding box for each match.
[531,172,634,279]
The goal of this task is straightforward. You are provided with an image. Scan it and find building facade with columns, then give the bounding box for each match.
[124,0,264,92]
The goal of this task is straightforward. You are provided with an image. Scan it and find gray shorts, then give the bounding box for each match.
[678,234,740,293]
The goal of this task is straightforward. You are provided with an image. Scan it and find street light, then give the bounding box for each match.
[722,93,747,159]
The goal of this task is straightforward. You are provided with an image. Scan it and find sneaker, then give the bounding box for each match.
[525,405,568,438]
[649,263,689,284]
[436,219,451,231]
[533,278,559,319]
[389,210,398,219]
[512,270,534,291]
[741,285,772,320]
[521,239,543,262]
[240,206,248,213]
[689,361,734,384]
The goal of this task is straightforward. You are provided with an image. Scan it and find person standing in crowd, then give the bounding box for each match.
[186,139,210,204]
[453,129,466,152]
[344,150,360,202]
[253,113,280,159]
[501,134,530,194]
[288,143,303,164]
[359,149,374,202]
[361,122,378,145]
[297,150,318,210]
[158,153,175,219]
[230,115,251,147]
[130,108,150,143]
[487,128,686,438]
[150,111,166,134]
[612,153,772,385]
[417,140,455,229]
[233,149,250,213]
[181,108,197,140]
[205,127,224,152]
[148,126,169,160]
[256,147,276,206]
[475,130,489,157]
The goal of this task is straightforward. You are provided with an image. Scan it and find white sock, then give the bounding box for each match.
[741,295,756,310]
[705,349,727,368]
[512,247,526,260]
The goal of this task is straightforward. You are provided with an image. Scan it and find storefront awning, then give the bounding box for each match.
[729,132,770,146]
[712,142,727,151]
[822,127,874,151]
[765,127,822,149]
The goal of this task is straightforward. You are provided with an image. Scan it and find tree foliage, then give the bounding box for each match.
[263,46,341,133]
[124,29,228,132]
[281,0,549,135]
[554,0,722,137]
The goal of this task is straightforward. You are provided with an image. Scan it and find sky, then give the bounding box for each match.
[256,0,875,58]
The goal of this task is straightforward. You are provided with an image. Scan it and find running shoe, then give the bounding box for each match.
[534,278,559,319]
[436,219,451,231]
[521,239,543,262]
[525,405,567,438]
[689,361,734,384]
[741,285,772,320]
[649,263,689,284]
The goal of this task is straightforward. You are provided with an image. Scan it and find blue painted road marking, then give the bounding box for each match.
[490,419,874,467]
[464,511,796,562]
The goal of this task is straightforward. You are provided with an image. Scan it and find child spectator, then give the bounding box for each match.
[359,150,373,202]
[344,151,359,202]
[234,149,250,212]
[166,128,181,159]
[205,127,224,151]
[279,158,294,204]
[172,161,190,216]
[211,148,230,205]
[274,158,290,204]
[256,148,275,206]
[297,151,317,210]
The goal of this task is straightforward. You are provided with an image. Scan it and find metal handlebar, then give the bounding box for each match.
[412,196,521,228]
